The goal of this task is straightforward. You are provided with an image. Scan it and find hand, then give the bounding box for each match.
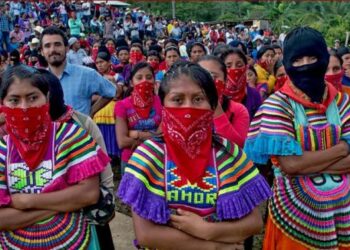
[10,193,33,210]
[129,130,139,139]
[338,140,350,156]
[170,209,209,240]
[215,242,244,250]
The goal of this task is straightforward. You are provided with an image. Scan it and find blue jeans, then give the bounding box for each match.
[0,31,11,53]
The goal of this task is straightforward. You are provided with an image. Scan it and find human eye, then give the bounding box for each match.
[171,96,182,104]
[28,95,38,102]
[193,95,205,103]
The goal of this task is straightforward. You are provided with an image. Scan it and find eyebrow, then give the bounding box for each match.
[7,92,39,98]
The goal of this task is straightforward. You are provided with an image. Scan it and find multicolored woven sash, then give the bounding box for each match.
[0,212,90,250]
[270,98,350,249]
[165,148,219,222]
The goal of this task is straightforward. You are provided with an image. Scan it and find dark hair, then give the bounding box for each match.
[257,45,275,60]
[329,49,343,66]
[1,65,49,100]
[37,69,66,120]
[159,61,218,110]
[213,44,232,59]
[165,46,180,57]
[40,26,68,47]
[97,46,111,61]
[117,46,129,55]
[104,38,116,47]
[164,38,178,48]
[186,42,206,58]
[336,46,350,58]
[228,40,248,55]
[220,47,247,65]
[131,43,144,55]
[273,60,284,76]
[147,50,161,61]
[197,55,229,111]
[271,44,282,51]
[130,62,155,82]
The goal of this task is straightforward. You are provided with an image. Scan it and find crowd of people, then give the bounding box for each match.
[1,0,350,250]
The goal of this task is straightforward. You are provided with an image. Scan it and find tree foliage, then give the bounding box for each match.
[128,1,350,45]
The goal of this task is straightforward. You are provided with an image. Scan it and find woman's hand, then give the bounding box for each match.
[170,209,210,240]
[10,193,33,210]
[129,130,139,139]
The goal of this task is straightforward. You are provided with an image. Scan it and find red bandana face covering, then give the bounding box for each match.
[162,107,213,183]
[149,61,159,72]
[130,51,144,65]
[224,66,247,103]
[107,46,115,55]
[325,71,343,91]
[274,75,289,92]
[258,59,270,72]
[92,48,99,61]
[214,79,225,103]
[2,104,52,170]
[131,81,155,119]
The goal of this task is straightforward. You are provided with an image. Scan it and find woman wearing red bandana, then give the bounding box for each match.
[325,51,344,92]
[220,48,262,121]
[254,45,277,94]
[245,27,350,250]
[273,59,288,92]
[122,44,145,85]
[118,61,271,250]
[198,55,250,148]
[146,50,164,93]
[115,62,162,174]
[0,65,110,249]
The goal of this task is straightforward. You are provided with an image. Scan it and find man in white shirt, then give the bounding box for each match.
[82,0,91,25]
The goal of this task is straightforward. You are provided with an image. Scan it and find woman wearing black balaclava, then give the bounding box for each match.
[244,27,350,249]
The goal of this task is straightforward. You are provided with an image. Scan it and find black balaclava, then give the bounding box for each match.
[283,27,329,103]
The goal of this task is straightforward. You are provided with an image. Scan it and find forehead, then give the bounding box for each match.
[42,34,65,45]
[167,75,203,93]
[6,78,41,96]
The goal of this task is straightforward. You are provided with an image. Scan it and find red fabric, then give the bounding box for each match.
[258,60,270,72]
[162,107,213,183]
[149,61,159,72]
[107,45,115,55]
[2,104,52,170]
[91,48,99,62]
[274,75,289,92]
[325,71,343,91]
[131,81,154,119]
[130,51,144,65]
[214,79,225,103]
[280,80,338,112]
[158,61,167,71]
[225,66,247,102]
[56,106,74,123]
[214,101,249,147]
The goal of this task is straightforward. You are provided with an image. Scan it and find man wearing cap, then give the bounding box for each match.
[41,26,116,117]
[10,24,24,43]
[67,36,87,65]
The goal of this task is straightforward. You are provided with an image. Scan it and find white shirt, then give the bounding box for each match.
[82,2,91,16]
